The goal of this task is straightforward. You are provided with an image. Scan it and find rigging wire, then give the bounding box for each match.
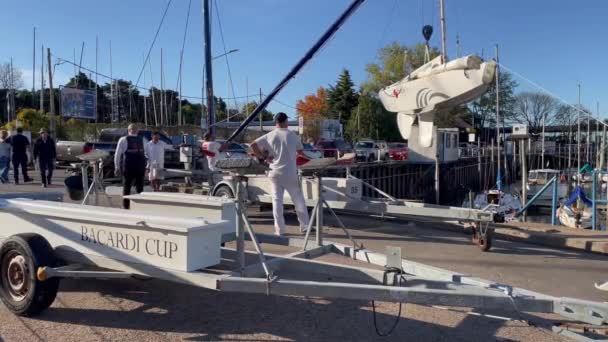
[51,53,254,102]
[175,0,193,93]
[134,0,173,88]
[214,0,240,112]
[499,63,606,127]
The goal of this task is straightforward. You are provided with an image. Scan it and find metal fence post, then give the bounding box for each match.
[552,176,558,226]
[592,172,597,231]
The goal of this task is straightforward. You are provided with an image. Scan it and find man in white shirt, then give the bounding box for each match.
[251,112,310,236]
[114,124,147,209]
[145,131,166,191]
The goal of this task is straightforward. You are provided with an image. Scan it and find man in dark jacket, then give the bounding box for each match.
[7,127,32,184]
[114,124,147,209]
[33,128,56,187]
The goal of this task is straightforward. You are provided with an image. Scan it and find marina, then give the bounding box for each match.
[1,0,608,340]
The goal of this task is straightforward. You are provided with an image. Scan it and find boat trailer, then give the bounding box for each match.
[0,178,607,339]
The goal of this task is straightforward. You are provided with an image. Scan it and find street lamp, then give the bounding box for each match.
[212,49,239,61]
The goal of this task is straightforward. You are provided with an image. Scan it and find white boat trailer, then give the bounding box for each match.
[209,158,496,251]
[0,185,607,339]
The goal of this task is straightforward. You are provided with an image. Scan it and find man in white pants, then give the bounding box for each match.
[251,112,310,236]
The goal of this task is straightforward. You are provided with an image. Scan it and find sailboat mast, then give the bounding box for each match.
[495,45,501,190]
[577,83,581,185]
[203,0,215,135]
[32,27,36,107]
[439,0,447,63]
[40,44,44,113]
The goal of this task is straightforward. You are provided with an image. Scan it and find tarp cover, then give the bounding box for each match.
[565,186,592,207]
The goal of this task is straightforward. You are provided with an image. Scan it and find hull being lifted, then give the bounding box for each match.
[379,55,496,147]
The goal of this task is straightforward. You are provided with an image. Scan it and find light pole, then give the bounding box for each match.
[212,49,239,61]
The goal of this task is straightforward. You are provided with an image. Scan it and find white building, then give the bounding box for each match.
[407,126,459,164]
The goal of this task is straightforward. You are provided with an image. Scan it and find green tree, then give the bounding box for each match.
[242,101,273,121]
[469,71,518,140]
[327,69,358,124]
[347,93,401,142]
[362,42,440,94]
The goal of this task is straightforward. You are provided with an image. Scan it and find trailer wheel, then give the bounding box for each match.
[477,229,493,252]
[0,234,60,316]
[214,185,234,199]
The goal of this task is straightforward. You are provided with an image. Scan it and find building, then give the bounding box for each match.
[407,126,459,164]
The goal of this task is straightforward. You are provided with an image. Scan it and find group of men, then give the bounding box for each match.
[115,112,311,236]
[0,127,56,187]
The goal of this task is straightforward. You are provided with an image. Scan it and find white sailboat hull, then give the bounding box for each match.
[557,205,592,229]
[379,55,496,146]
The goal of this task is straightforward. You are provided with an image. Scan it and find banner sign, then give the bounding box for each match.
[61,87,96,120]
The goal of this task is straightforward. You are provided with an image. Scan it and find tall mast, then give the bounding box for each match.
[143,54,148,127]
[495,45,501,191]
[110,41,114,122]
[577,82,581,185]
[587,99,591,163]
[95,35,99,123]
[32,27,36,107]
[40,44,44,112]
[160,48,165,126]
[203,0,215,134]
[148,55,158,126]
[439,0,447,63]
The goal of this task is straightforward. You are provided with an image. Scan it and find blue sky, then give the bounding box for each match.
[1,0,607,118]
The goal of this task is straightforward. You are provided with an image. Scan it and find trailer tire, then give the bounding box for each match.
[477,230,493,252]
[0,234,60,316]
[214,185,235,199]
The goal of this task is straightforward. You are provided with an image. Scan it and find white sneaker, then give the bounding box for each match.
[274,231,283,236]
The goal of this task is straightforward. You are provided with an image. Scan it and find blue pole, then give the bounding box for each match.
[516,176,557,217]
[551,177,558,226]
[592,172,597,230]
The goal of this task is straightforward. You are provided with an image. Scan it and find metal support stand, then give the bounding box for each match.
[81,159,111,206]
[233,175,271,278]
[302,173,361,252]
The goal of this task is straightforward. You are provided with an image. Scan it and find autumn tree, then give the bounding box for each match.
[296,87,329,142]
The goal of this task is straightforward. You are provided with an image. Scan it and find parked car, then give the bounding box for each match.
[316,139,353,158]
[297,143,323,166]
[207,140,249,160]
[388,142,408,161]
[90,128,179,168]
[354,140,389,162]
[56,141,93,164]
[458,142,479,158]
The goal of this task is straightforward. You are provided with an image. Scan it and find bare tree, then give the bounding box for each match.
[0,62,24,89]
[511,92,558,133]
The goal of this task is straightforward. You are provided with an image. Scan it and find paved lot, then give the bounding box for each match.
[0,170,606,341]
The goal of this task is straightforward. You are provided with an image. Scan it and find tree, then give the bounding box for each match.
[362,42,440,94]
[242,101,273,121]
[346,93,401,142]
[469,71,518,138]
[327,69,358,124]
[2,108,48,134]
[554,104,581,143]
[0,62,24,89]
[511,92,559,133]
[296,87,329,141]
